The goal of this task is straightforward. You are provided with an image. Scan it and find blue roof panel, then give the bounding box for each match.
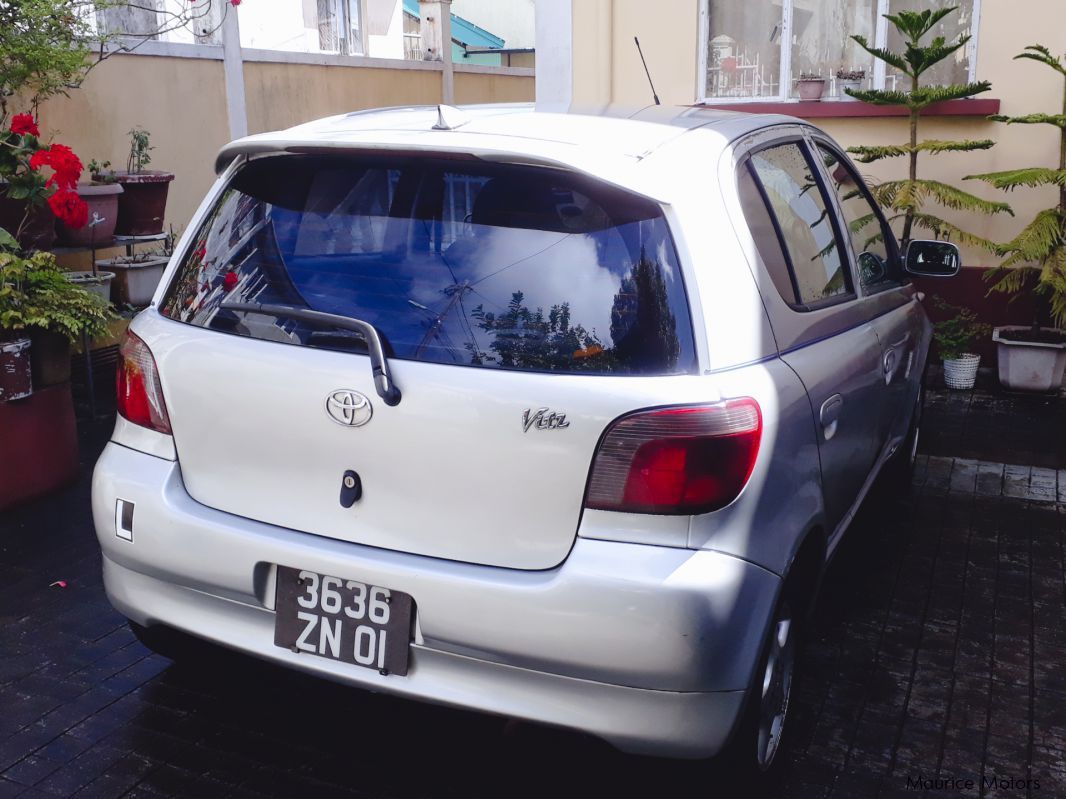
[402,0,505,49]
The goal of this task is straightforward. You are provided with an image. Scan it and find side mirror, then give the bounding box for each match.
[904,240,961,277]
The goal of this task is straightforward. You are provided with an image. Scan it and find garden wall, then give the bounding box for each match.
[36,49,534,266]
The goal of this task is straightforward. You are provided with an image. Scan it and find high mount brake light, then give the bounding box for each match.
[116,331,172,434]
[585,400,762,515]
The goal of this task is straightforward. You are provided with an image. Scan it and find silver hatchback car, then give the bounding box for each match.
[92,104,957,776]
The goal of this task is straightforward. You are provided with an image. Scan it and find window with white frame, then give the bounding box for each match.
[700,0,980,102]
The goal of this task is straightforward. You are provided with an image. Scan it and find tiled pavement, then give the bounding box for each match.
[1,388,1064,798]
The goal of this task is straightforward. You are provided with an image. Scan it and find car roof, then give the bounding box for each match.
[215,103,806,201]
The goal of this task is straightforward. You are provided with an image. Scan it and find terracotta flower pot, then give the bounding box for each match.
[0,193,56,251]
[109,171,174,236]
[55,183,124,247]
[797,79,826,101]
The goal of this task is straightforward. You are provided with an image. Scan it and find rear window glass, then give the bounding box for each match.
[160,155,696,376]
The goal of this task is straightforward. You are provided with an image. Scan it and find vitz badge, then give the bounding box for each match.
[522,408,570,433]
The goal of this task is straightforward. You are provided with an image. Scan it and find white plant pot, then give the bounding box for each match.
[943,354,980,390]
[96,255,169,307]
[64,270,115,305]
[838,79,863,99]
[993,326,1066,392]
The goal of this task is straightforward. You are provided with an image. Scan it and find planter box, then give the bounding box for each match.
[65,270,116,304]
[943,354,981,390]
[108,171,174,236]
[993,326,1066,392]
[0,382,79,512]
[98,255,168,306]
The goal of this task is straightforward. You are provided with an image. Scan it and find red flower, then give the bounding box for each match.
[48,188,89,229]
[223,272,239,291]
[230,0,241,5]
[29,144,83,190]
[10,113,39,137]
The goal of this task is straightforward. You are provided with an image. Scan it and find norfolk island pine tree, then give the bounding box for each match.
[844,7,1013,250]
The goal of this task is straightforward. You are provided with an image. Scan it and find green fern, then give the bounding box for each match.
[849,139,995,163]
[980,44,1066,326]
[966,167,1066,191]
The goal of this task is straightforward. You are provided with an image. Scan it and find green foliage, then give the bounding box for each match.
[845,6,1005,246]
[971,44,1066,327]
[0,250,115,341]
[127,127,153,173]
[849,139,995,163]
[931,298,991,360]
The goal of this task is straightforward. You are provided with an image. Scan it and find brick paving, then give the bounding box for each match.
[0,387,1064,797]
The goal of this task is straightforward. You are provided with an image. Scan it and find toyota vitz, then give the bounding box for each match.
[92,104,958,778]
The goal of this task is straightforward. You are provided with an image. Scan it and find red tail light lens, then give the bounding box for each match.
[585,399,762,515]
[116,331,172,434]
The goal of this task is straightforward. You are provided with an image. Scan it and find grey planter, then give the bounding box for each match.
[992,326,1066,392]
[97,255,169,307]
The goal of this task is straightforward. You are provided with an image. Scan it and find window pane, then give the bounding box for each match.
[749,144,851,306]
[791,0,877,98]
[738,166,797,305]
[885,0,974,87]
[816,145,902,293]
[160,157,696,376]
[706,2,783,99]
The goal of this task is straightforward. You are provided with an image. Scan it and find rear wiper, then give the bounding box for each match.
[219,301,401,406]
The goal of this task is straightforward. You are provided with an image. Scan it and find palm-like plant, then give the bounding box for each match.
[845,7,1012,247]
[965,45,1066,328]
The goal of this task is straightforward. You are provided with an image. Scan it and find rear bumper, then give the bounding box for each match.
[92,441,780,758]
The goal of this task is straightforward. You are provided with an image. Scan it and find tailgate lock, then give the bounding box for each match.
[340,470,363,507]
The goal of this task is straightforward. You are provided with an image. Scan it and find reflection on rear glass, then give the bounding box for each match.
[161,156,695,376]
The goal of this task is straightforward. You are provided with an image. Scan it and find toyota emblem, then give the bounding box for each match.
[325,389,373,427]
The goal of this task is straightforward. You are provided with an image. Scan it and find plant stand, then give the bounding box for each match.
[53,232,166,418]
[0,382,79,511]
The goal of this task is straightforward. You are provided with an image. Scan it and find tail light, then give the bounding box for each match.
[116,331,172,434]
[585,399,761,515]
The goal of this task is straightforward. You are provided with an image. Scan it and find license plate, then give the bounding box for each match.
[273,566,414,676]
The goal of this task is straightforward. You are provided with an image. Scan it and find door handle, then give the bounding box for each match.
[819,394,844,440]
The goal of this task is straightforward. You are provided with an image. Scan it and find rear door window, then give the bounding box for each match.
[160,156,696,376]
[747,143,854,308]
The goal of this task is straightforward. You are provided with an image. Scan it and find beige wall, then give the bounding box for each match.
[35,52,533,267]
[569,0,1066,267]
[38,53,230,250]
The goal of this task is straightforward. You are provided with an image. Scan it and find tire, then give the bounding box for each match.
[882,385,923,491]
[716,590,802,789]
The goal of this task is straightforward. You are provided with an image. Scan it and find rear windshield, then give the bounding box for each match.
[160,155,695,376]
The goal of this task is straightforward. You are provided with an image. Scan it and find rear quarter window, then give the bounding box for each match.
[161,155,696,376]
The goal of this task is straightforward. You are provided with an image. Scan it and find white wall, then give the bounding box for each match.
[367,0,405,59]
[452,0,536,48]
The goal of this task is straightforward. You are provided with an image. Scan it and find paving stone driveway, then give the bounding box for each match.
[1,388,1064,798]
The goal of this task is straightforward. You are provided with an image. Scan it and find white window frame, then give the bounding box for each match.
[696,0,982,103]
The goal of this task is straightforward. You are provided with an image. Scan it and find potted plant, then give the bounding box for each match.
[95,128,174,236]
[0,241,115,394]
[796,73,827,101]
[965,45,1066,392]
[0,114,90,251]
[932,300,991,390]
[96,246,171,306]
[55,160,124,248]
[835,68,865,99]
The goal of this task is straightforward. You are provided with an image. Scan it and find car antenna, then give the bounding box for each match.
[634,36,661,105]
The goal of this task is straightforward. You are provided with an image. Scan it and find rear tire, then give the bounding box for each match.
[882,386,923,491]
[716,589,802,789]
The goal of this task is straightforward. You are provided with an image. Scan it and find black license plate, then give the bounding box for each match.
[274,566,414,676]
